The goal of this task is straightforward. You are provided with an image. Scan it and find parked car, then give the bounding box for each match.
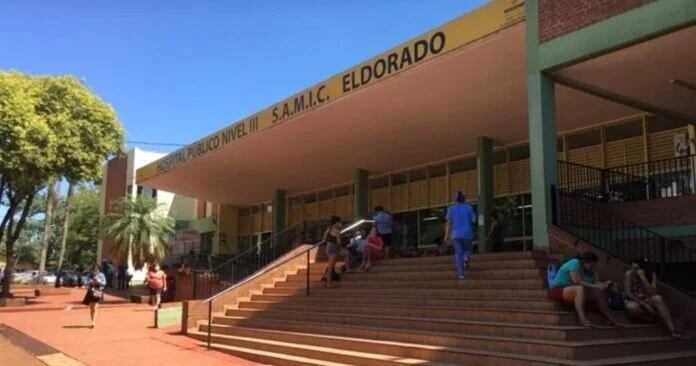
[43,271,57,284]
[60,272,79,287]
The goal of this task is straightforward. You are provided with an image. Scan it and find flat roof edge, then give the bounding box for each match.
[137,0,526,184]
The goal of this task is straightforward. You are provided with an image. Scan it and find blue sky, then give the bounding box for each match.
[1,0,486,153]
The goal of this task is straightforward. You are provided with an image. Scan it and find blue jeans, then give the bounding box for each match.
[451,238,472,278]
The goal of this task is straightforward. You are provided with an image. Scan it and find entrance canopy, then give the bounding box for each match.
[137,2,642,205]
[552,25,696,123]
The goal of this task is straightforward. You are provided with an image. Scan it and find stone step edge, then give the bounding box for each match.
[204,321,675,349]
[213,309,620,331]
[188,329,456,366]
[228,302,574,316]
[190,328,585,366]
[190,337,356,366]
[250,294,557,303]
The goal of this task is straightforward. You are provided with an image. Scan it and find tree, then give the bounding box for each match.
[56,183,74,273]
[38,181,58,282]
[0,71,123,297]
[63,184,101,270]
[101,196,175,270]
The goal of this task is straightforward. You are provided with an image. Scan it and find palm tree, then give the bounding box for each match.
[101,195,175,270]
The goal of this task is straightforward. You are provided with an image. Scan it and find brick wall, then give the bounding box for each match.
[538,0,654,43]
[609,195,696,227]
[101,156,127,262]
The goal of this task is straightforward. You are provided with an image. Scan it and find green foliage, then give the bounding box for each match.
[0,70,124,297]
[64,184,100,269]
[101,195,175,269]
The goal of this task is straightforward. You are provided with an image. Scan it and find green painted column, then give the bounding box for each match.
[354,169,369,220]
[526,0,557,249]
[477,136,494,253]
[273,189,286,236]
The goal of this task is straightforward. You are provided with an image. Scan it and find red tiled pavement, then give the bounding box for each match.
[0,289,260,366]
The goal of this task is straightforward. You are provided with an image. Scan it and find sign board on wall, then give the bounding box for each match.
[136,0,526,183]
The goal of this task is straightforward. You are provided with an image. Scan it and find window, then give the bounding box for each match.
[494,195,524,238]
[303,193,317,204]
[428,164,446,178]
[646,115,688,133]
[289,196,303,207]
[318,189,333,201]
[335,185,351,197]
[448,157,476,174]
[557,138,564,153]
[408,168,427,182]
[392,211,418,251]
[605,120,642,142]
[238,235,251,253]
[567,129,601,149]
[418,206,447,246]
[369,177,389,189]
[391,173,407,186]
[509,145,530,162]
[239,208,250,216]
[493,150,507,165]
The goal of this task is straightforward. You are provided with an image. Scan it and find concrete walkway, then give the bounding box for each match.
[0,288,260,366]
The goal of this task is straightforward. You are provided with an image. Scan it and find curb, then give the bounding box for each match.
[0,323,85,366]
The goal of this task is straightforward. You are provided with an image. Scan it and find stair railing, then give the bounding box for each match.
[203,239,325,349]
[191,219,328,300]
[607,154,695,199]
[554,160,696,298]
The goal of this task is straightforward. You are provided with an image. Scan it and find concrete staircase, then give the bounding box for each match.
[188,251,696,365]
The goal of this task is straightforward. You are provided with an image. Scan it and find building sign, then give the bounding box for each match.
[137,0,526,183]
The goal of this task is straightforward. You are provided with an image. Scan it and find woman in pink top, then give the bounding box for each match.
[145,264,167,310]
[359,227,385,271]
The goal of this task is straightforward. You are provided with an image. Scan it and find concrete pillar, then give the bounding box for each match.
[354,169,369,220]
[273,189,287,236]
[527,0,557,249]
[477,137,494,253]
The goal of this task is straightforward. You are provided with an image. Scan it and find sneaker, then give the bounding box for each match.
[458,275,466,280]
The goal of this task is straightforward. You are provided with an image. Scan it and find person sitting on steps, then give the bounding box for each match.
[359,227,385,272]
[624,258,684,338]
[548,252,626,328]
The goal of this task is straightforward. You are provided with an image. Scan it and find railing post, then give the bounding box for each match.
[550,184,558,226]
[658,237,667,280]
[306,250,310,296]
[207,300,212,349]
[192,271,198,300]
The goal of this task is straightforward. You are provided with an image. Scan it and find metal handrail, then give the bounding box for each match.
[204,240,324,349]
[205,219,321,274]
[554,159,696,298]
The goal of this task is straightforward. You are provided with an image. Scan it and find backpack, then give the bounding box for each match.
[546,263,558,288]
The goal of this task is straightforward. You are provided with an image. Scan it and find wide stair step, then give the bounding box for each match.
[261,286,549,299]
[246,294,561,311]
[226,304,576,325]
[198,321,696,363]
[191,251,696,365]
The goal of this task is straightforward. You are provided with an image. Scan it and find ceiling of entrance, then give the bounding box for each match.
[553,25,696,122]
[141,24,640,204]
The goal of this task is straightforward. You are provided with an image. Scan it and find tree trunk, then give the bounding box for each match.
[2,193,36,298]
[38,181,57,284]
[56,183,74,275]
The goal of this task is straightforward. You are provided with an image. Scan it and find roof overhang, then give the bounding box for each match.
[137,0,651,205]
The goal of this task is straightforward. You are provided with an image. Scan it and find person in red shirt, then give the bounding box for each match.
[145,264,167,310]
[359,227,385,271]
